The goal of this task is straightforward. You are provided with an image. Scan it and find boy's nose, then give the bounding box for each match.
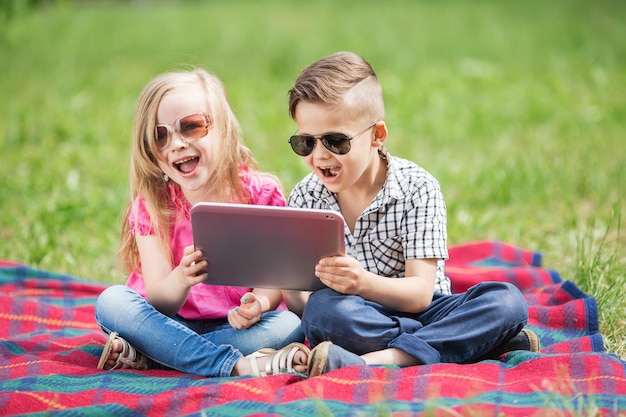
[310,138,330,158]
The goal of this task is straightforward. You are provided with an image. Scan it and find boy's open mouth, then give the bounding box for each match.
[319,166,341,178]
[174,156,200,174]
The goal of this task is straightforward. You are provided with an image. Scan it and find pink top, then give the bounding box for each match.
[125,169,286,319]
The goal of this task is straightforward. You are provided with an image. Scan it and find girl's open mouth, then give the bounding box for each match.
[174,156,200,173]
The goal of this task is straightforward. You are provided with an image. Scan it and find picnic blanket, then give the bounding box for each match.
[1,241,625,416]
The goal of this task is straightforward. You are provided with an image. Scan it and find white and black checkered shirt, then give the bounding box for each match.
[288,153,451,295]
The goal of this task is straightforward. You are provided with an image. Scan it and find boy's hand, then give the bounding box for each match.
[179,245,209,287]
[228,292,262,329]
[315,255,365,294]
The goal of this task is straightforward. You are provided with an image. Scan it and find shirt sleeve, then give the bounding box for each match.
[128,196,154,237]
[287,185,306,208]
[287,173,318,209]
[404,177,448,260]
[245,172,287,207]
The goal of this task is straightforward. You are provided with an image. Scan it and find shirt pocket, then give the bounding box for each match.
[369,236,405,277]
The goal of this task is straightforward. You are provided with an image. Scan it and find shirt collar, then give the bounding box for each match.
[304,147,406,212]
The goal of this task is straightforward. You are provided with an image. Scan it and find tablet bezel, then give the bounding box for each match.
[191,202,345,291]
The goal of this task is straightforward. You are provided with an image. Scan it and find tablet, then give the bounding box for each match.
[191,202,345,291]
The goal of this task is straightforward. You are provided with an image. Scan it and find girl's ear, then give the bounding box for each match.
[372,121,388,147]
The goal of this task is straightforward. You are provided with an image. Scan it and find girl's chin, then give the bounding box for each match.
[176,166,202,180]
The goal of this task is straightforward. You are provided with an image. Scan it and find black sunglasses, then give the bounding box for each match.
[288,122,376,156]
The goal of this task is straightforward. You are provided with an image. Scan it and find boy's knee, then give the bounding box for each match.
[484,282,528,322]
[303,288,345,319]
[301,289,349,340]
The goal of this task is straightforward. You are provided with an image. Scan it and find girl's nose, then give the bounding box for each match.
[170,131,189,148]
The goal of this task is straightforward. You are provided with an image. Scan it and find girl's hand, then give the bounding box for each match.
[228,292,262,330]
[178,245,208,287]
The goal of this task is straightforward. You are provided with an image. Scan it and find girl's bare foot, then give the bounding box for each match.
[99,338,123,370]
[97,332,148,370]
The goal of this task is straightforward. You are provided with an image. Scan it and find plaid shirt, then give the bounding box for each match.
[288,153,451,295]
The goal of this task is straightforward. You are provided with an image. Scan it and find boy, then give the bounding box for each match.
[282,51,539,377]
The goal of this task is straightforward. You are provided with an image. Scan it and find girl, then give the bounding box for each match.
[95,68,309,377]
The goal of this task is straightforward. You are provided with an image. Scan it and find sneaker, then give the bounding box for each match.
[483,328,541,360]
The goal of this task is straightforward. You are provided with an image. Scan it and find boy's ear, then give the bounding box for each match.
[372,121,388,146]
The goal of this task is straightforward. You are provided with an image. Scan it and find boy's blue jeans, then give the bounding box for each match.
[302,281,528,364]
[95,285,304,377]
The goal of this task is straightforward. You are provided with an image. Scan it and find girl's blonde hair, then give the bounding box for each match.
[118,68,262,274]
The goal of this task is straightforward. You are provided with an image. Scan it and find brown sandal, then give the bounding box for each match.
[247,342,310,376]
[97,332,149,370]
[307,341,365,378]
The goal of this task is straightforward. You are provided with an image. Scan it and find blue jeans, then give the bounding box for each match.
[302,282,528,364]
[95,285,304,377]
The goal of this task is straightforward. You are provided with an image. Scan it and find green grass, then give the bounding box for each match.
[1,0,624,359]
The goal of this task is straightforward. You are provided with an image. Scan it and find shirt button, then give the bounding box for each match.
[351,248,358,257]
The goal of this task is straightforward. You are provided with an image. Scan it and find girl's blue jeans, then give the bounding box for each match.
[95,285,304,377]
[302,281,529,364]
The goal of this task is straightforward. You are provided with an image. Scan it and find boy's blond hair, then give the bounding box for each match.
[119,68,265,274]
[288,51,385,124]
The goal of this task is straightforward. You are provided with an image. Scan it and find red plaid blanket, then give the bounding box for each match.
[1,241,625,416]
